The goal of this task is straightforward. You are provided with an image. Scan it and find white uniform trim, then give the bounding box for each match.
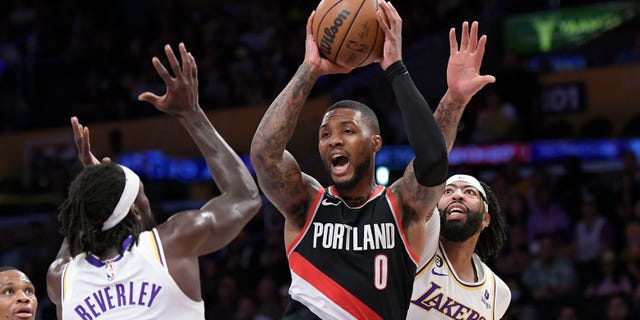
[289,271,357,320]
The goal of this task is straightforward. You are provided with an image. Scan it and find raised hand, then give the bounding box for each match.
[446,21,496,106]
[70,116,109,167]
[138,42,200,117]
[376,0,402,70]
[304,11,353,76]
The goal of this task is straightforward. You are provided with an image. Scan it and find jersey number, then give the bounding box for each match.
[374,254,388,290]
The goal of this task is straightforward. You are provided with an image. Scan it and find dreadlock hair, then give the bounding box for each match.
[475,181,506,261]
[325,100,380,135]
[58,162,143,257]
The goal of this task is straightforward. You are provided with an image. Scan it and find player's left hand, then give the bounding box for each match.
[70,116,110,167]
[138,42,200,117]
[376,0,402,70]
[446,21,495,106]
[304,11,353,76]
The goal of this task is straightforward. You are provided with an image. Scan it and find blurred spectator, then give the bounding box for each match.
[527,186,571,244]
[556,304,580,320]
[522,233,577,319]
[584,249,633,298]
[624,148,640,177]
[235,296,258,320]
[502,277,537,320]
[571,192,614,284]
[495,192,531,280]
[254,275,283,320]
[556,157,593,221]
[207,276,239,320]
[473,90,519,144]
[502,190,530,229]
[606,293,634,320]
[624,199,640,262]
[624,199,640,284]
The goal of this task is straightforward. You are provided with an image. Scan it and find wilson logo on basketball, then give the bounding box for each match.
[319,9,352,55]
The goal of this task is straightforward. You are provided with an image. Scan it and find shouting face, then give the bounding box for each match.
[318,108,380,193]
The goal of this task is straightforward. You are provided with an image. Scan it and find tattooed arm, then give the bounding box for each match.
[435,21,495,153]
[250,12,351,233]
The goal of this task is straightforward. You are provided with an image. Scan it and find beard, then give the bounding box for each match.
[439,202,484,242]
[331,154,372,194]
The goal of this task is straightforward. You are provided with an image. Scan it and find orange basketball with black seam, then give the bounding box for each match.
[312,0,384,68]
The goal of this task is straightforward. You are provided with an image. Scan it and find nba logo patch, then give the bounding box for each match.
[482,289,491,309]
[106,262,116,281]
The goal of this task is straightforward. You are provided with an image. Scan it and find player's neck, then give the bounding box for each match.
[94,247,121,262]
[334,180,378,207]
[442,238,479,282]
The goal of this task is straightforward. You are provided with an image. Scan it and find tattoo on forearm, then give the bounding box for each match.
[436,101,464,151]
[401,161,440,225]
[258,65,316,159]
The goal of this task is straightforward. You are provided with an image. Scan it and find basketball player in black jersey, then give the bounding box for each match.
[250,1,448,319]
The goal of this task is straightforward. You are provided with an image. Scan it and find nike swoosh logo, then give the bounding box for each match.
[321,199,340,206]
[431,268,447,276]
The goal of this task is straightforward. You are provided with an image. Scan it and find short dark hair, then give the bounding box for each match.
[58,162,143,257]
[476,181,506,261]
[325,100,380,135]
[0,266,19,273]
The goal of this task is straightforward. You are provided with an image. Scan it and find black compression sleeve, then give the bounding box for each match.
[386,61,448,186]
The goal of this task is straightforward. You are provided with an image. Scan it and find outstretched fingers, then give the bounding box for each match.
[71,117,89,153]
[475,34,488,65]
[469,21,479,52]
[70,116,99,166]
[152,56,172,85]
[459,21,469,52]
[189,53,198,83]
[179,43,190,78]
[164,44,182,80]
[138,57,169,104]
[70,116,83,143]
[449,27,458,56]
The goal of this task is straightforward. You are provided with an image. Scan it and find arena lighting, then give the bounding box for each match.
[376,138,640,170]
[504,1,638,54]
[376,166,390,185]
[116,150,254,181]
[116,138,640,181]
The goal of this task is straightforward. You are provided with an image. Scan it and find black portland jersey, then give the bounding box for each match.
[284,185,419,320]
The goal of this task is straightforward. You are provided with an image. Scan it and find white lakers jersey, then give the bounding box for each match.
[407,211,511,320]
[61,228,204,319]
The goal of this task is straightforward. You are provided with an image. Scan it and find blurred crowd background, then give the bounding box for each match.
[1,0,640,319]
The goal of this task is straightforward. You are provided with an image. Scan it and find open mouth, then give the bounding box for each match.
[331,155,349,175]
[446,203,467,220]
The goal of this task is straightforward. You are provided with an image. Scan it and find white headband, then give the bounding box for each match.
[102,165,141,231]
[446,174,488,212]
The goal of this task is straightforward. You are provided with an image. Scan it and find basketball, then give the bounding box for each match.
[312,0,385,68]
